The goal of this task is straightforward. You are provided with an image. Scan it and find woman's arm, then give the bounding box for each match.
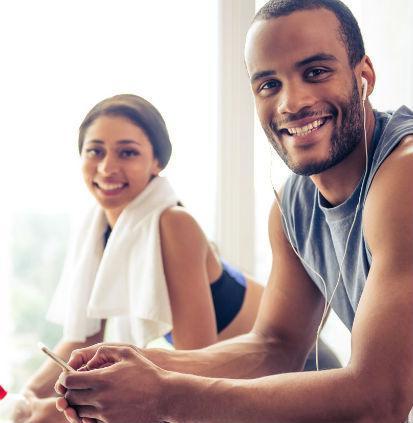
[159,206,218,349]
[25,325,105,398]
[20,329,105,422]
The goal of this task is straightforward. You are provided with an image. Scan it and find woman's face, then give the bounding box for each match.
[81,115,160,220]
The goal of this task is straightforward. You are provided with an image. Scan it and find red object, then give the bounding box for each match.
[0,385,7,400]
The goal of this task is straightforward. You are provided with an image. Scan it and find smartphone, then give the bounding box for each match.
[38,342,74,372]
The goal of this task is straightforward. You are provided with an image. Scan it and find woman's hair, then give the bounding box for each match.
[78,94,172,169]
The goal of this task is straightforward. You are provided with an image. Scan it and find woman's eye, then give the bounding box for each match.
[120,149,139,158]
[84,148,103,158]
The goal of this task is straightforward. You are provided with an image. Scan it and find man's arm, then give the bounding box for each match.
[146,197,325,377]
[64,200,324,380]
[159,137,413,422]
[58,140,413,423]
[56,199,326,422]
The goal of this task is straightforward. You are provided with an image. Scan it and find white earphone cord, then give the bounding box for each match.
[271,88,368,371]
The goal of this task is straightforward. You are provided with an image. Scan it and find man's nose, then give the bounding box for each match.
[97,154,119,175]
[277,82,317,115]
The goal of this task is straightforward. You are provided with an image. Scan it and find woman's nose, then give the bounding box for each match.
[97,154,119,176]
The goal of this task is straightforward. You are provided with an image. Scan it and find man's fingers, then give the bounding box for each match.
[63,407,82,423]
[56,390,98,423]
[56,398,85,423]
[67,344,104,370]
[65,389,96,406]
[55,379,67,396]
[85,345,137,370]
[58,369,101,390]
[56,396,69,412]
[57,401,82,423]
[67,342,136,370]
[75,405,101,420]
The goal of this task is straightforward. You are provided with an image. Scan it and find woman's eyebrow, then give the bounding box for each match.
[116,140,142,146]
[84,139,104,145]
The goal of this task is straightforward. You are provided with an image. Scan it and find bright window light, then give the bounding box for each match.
[0,0,217,390]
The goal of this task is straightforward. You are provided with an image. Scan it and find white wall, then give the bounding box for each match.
[0,0,219,388]
[215,0,256,273]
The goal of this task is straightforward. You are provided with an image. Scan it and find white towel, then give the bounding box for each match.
[408,408,413,423]
[47,176,178,347]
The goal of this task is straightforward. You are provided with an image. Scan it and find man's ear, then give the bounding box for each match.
[359,55,376,98]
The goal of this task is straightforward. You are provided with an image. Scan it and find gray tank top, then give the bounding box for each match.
[281,106,413,330]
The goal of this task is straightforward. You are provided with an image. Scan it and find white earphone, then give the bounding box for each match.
[361,77,368,101]
[271,74,370,370]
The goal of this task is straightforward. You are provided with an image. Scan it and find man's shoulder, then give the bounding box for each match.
[280,174,318,237]
[283,174,316,206]
[372,105,413,171]
[379,105,413,141]
[401,133,413,147]
[365,132,413,217]
[366,106,413,193]
[377,132,413,175]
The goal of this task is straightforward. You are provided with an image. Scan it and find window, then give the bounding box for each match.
[0,0,218,390]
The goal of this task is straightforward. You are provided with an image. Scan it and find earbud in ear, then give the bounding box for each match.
[361,77,368,101]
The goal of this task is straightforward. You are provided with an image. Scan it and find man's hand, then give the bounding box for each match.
[55,345,167,423]
[54,342,141,393]
[55,397,95,423]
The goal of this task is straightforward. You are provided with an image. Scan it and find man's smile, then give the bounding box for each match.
[284,117,330,136]
[278,115,333,137]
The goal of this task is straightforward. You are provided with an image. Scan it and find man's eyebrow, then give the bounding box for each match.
[250,54,337,84]
[250,70,276,84]
[295,53,338,68]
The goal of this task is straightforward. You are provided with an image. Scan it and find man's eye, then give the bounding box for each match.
[306,68,328,79]
[120,149,139,158]
[260,80,280,91]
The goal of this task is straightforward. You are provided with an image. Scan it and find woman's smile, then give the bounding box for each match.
[93,180,129,196]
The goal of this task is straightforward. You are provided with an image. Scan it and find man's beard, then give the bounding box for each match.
[264,76,364,176]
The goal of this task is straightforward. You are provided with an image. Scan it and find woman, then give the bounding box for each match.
[22,94,339,422]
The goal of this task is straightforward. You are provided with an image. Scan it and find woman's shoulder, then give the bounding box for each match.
[160,205,198,228]
[159,206,207,248]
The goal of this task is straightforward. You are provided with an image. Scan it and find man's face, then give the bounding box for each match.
[245,9,364,176]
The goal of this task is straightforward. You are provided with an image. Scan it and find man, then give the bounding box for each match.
[56,1,413,422]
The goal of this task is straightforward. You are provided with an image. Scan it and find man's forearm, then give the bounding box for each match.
[144,332,307,379]
[160,367,404,423]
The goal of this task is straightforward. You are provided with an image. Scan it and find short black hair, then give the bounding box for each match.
[78,94,172,169]
[254,0,365,68]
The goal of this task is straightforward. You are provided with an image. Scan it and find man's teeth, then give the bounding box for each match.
[98,182,125,190]
[287,119,325,136]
